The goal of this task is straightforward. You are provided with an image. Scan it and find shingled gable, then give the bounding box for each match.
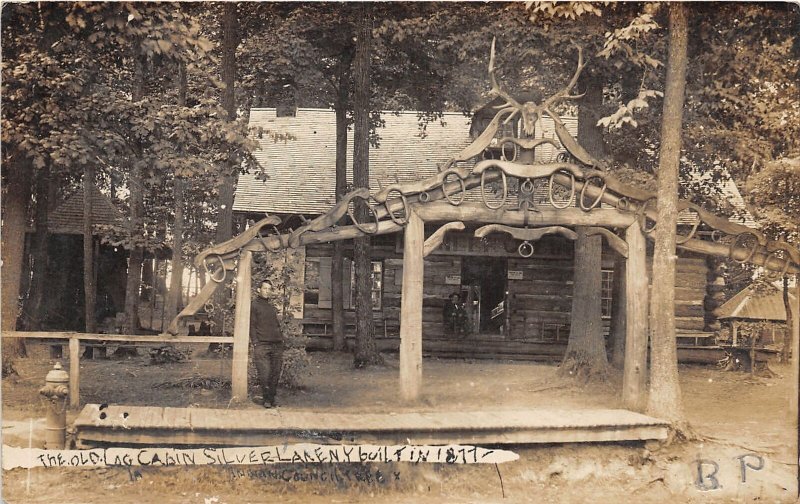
[233,108,474,216]
[715,283,797,322]
[45,186,124,235]
[233,108,580,216]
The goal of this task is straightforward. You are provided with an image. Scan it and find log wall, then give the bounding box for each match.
[300,232,710,353]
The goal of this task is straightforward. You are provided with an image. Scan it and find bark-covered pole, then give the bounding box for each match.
[559,66,608,379]
[123,54,146,342]
[1,156,32,366]
[166,62,188,322]
[83,164,97,335]
[352,2,383,367]
[211,3,239,336]
[332,49,353,352]
[647,3,689,423]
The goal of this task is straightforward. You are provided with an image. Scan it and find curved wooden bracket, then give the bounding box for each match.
[680,201,767,246]
[585,227,628,258]
[547,110,601,168]
[472,159,586,180]
[446,106,519,165]
[194,215,281,268]
[373,167,471,203]
[165,279,219,335]
[288,188,370,247]
[475,224,577,242]
[423,221,465,257]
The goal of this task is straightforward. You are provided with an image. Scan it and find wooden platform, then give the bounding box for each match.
[74,404,669,448]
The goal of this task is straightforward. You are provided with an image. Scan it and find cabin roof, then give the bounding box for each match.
[46,187,124,235]
[233,108,757,229]
[715,283,797,321]
[233,108,576,216]
[233,108,474,216]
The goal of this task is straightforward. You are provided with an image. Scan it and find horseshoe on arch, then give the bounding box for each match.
[347,194,381,235]
[384,189,409,226]
[578,175,607,212]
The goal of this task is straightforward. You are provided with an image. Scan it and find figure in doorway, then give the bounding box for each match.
[443,292,468,337]
[250,279,285,408]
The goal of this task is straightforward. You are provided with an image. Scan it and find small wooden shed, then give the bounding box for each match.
[22,187,128,331]
[715,282,797,347]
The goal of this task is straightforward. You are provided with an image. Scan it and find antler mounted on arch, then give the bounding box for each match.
[488,38,587,136]
[541,42,587,111]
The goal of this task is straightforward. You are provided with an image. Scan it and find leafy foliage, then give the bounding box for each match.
[746,157,800,243]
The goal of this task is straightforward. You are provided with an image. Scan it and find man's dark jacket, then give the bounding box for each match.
[250,296,282,344]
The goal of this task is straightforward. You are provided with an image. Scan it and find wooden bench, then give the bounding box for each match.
[299,317,399,338]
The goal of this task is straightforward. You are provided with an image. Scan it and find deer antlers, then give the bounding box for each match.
[488,37,587,136]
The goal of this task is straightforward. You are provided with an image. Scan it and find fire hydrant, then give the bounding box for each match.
[39,362,69,449]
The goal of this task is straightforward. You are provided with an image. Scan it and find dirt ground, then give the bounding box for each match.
[2,343,798,503]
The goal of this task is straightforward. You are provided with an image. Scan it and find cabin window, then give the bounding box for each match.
[496,121,516,139]
[601,269,613,318]
[349,260,383,311]
[315,257,383,310]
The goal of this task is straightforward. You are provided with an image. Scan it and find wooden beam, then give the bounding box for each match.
[69,338,80,409]
[551,172,800,275]
[242,220,404,254]
[622,223,648,411]
[400,210,424,402]
[414,203,636,228]
[3,331,233,344]
[231,250,252,401]
[193,215,280,268]
[678,237,800,275]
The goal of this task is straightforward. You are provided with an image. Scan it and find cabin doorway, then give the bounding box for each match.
[461,257,507,335]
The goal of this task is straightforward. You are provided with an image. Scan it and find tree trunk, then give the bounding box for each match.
[560,228,607,379]
[167,62,187,322]
[141,257,153,302]
[81,164,98,358]
[783,275,792,362]
[559,67,607,379]
[1,154,32,370]
[647,3,689,423]
[26,163,55,330]
[332,50,353,352]
[352,3,382,367]
[211,3,239,336]
[121,55,146,354]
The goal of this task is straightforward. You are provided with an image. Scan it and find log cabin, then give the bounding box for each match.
[232,106,758,362]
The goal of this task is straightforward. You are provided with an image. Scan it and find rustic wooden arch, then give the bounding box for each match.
[166,40,800,406]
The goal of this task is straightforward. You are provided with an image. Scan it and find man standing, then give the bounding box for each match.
[442,292,468,337]
[250,279,284,408]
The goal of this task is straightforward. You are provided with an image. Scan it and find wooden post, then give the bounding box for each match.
[610,256,627,369]
[622,223,648,411]
[69,337,80,409]
[400,210,424,402]
[231,250,252,401]
[792,274,800,498]
[791,275,799,424]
